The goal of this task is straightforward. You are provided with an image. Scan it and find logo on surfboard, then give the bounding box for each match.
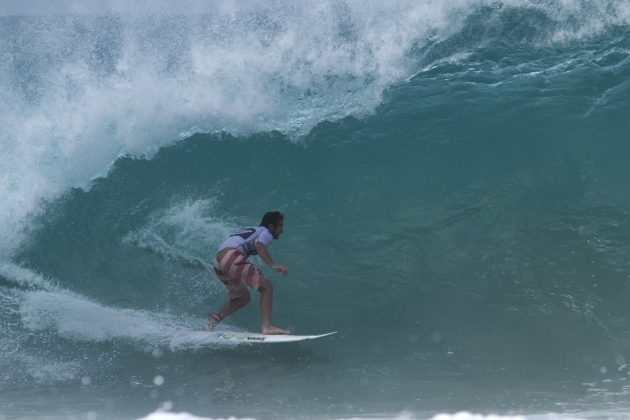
[214,331,337,343]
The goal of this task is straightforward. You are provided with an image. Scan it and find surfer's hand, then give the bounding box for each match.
[272,264,288,276]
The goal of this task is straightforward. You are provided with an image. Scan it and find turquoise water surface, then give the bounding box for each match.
[1,1,630,419]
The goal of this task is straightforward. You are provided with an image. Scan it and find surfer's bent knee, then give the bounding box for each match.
[257,277,272,293]
[230,291,251,307]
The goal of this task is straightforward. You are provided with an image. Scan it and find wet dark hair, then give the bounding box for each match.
[260,211,284,228]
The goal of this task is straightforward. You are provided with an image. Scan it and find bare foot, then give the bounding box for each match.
[202,320,216,332]
[203,314,222,331]
[262,325,289,335]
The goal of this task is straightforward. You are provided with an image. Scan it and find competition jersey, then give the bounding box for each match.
[218,226,273,256]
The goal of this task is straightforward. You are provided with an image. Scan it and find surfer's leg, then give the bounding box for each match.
[205,270,231,330]
[205,288,251,330]
[205,262,250,330]
[240,264,287,334]
[221,289,251,317]
[257,277,288,335]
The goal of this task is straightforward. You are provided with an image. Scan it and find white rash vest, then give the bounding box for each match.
[218,226,273,256]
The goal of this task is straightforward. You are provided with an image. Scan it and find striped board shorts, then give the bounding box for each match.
[213,248,266,294]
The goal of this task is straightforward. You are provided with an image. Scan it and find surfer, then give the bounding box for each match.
[205,211,289,335]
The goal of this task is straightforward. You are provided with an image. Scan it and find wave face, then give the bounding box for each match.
[2,1,630,418]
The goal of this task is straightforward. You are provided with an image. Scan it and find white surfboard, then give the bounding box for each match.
[213,331,336,343]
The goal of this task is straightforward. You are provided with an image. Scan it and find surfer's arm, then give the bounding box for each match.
[255,242,288,276]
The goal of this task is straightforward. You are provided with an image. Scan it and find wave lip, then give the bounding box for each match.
[0,1,435,258]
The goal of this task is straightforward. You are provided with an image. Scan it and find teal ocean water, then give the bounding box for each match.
[1,1,630,419]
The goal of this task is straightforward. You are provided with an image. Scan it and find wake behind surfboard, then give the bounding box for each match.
[212,331,336,343]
